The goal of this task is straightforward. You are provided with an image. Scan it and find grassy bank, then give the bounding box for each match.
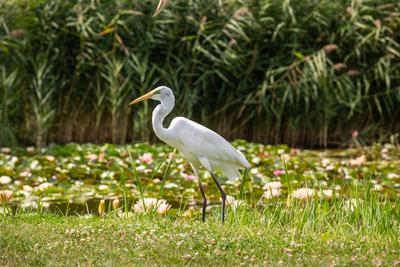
[1,0,400,147]
[1,204,399,266]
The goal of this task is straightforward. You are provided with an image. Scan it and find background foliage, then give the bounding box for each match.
[0,0,399,147]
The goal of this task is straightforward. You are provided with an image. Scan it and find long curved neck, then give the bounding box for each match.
[152,95,175,144]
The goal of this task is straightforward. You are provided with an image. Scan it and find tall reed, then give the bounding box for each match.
[0,0,399,147]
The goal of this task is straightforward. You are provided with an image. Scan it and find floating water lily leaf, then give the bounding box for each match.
[164,183,179,189]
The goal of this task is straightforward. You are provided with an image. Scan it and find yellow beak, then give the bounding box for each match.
[129,90,156,105]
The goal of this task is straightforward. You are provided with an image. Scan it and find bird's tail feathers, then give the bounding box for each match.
[215,160,242,181]
[235,149,250,169]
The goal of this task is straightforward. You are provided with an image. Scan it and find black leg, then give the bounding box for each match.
[210,172,226,223]
[197,178,207,222]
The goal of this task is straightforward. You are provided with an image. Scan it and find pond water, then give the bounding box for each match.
[0,142,399,215]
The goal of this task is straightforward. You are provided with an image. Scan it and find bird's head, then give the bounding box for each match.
[129,86,173,105]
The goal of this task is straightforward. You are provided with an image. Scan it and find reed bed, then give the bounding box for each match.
[0,0,399,147]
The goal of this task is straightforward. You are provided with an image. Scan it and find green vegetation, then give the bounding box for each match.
[1,0,399,147]
[1,209,399,266]
[1,142,399,265]
[0,142,399,209]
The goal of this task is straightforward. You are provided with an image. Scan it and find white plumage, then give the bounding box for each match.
[169,117,249,179]
[130,86,250,222]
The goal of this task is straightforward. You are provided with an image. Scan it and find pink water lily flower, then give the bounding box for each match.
[264,189,281,199]
[0,147,11,154]
[183,173,196,181]
[273,169,285,176]
[263,181,282,190]
[349,155,366,166]
[86,154,98,161]
[0,176,12,185]
[139,153,153,164]
[291,188,316,200]
[225,195,245,210]
[0,190,13,203]
[318,189,334,200]
[133,197,171,215]
[46,155,55,161]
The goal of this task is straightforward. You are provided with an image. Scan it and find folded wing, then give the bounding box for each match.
[170,117,249,179]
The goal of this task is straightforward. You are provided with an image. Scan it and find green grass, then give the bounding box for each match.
[1,196,399,266]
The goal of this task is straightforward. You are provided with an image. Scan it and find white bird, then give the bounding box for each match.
[130,86,250,222]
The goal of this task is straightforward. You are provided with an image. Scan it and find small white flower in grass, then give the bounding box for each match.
[0,176,12,185]
[133,197,171,215]
[263,181,282,190]
[225,195,245,210]
[264,189,281,199]
[291,188,316,200]
[26,147,35,153]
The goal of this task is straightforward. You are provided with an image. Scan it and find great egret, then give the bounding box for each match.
[130,86,250,222]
